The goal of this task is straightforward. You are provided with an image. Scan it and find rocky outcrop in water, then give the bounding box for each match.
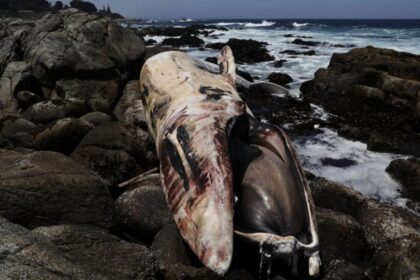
[301,47,420,157]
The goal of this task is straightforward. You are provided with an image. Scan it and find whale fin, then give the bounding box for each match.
[218,46,236,88]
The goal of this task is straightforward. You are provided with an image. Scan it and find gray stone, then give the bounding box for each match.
[80,111,113,127]
[0,149,114,229]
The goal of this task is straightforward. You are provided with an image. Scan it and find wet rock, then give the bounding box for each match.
[33,118,93,155]
[144,46,182,62]
[310,177,366,217]
[291,38,321,46]
[357,199,420,267]
[0,116,39,148]
[383,257,420,280]
[386,158,420,202]
[33,224,160,279]
[0,217,92,279]
[273,59,287,68]
[163,264,218,280]
[80,111,113,127]
[139,24,226,38]
[317,208,367,265]
[114,80,148,131]
[145,39,157,46]
[115,183,172,242]
[323,259,371,280]
[22,100,71,124]
[22,9,145,87]
[206,38,274,64]
[71,122,157,187]
[280,49,316,56]
[320,157,358,168]
[162,35,205,48]
[301,47,420,156]
[267,72,293,86]
[0,149,113,229]
[55,79,119,113]
[151,223,191,266]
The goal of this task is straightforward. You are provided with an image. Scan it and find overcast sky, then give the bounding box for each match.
[60,0,420,19]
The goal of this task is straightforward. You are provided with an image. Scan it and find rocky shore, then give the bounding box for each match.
[0,10,419,279]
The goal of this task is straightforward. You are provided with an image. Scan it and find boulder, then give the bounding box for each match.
[22,100,73,124]
[22,9,145,87]
[0,217,91,279]
[71,122,157,187]
[317,208,368,266]
[114,80,148,131]
[206,38,274,64]
[280,49,316,56]
[323,259,371,280]
[0,61,41,114]
[33,224,160,279]
[291,38,321,46]
[151,223,191,266]
[386,158,420,202]
[357,200,420,267]
[267,72,294,86]
[80,111,113,127]
[273,59,287,68]
[383,257,420,280]
[301,47,420,156]
[115,183,172,242]
[162,35,205,48]
[33,117,93,155]
[0,116,39,148]
[0,149,114,229]
[55,79,119,113]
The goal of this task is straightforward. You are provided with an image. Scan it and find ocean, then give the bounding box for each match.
[126,19,420,207]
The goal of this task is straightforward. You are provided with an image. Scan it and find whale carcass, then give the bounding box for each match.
[139,47,321,276]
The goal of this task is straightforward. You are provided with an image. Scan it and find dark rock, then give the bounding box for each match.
[323,259,371,280]
[115,183,172,242]
[280,49,316,56]
[114,80,148,131]
[0,61,41,114]
[33,118,93,155]
[151,223,191,266]
[206,38,274,64]
[163,264,218,280]
[267,72,293,86]
[292,38,321,46]
[55,79,119,113]
[310,177,366,217]
[205,57,217,64]
[22,100,70,124]
[301,47,420,157]
[357,199,420,267]
[145,39,157,46]
[33,224,160,279]
[0,217,93,279]
[144,46,181,62]
[22,10,145,87]
[320,157,358,168]
[15,90,44,108]
[386,158,420,201]
[71,122,157,187]
[139,24,226,38]
[162,35,205,48]
[317,208,367,265]
[383,257,420,280]
[0,149,114,229]
[0,116,39,148]
[273,59,287,68]
[80,111,113,127]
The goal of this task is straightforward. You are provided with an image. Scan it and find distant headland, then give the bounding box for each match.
[0,0,123,19]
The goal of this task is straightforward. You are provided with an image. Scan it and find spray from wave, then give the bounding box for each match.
[292,22,309,27]
[244,20,276,27]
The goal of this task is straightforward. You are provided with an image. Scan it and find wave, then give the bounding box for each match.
[292,22,309,27]
[215,22,243,26]
[244,20,276,27]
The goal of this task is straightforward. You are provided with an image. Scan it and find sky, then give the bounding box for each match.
[60,0,420,19]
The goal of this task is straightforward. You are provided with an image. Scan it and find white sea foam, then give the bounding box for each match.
[244,20,276,27]
[294,128,405,202]
[292,22,309,27]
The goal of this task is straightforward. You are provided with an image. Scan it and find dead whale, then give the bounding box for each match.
[139,47,321,276]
